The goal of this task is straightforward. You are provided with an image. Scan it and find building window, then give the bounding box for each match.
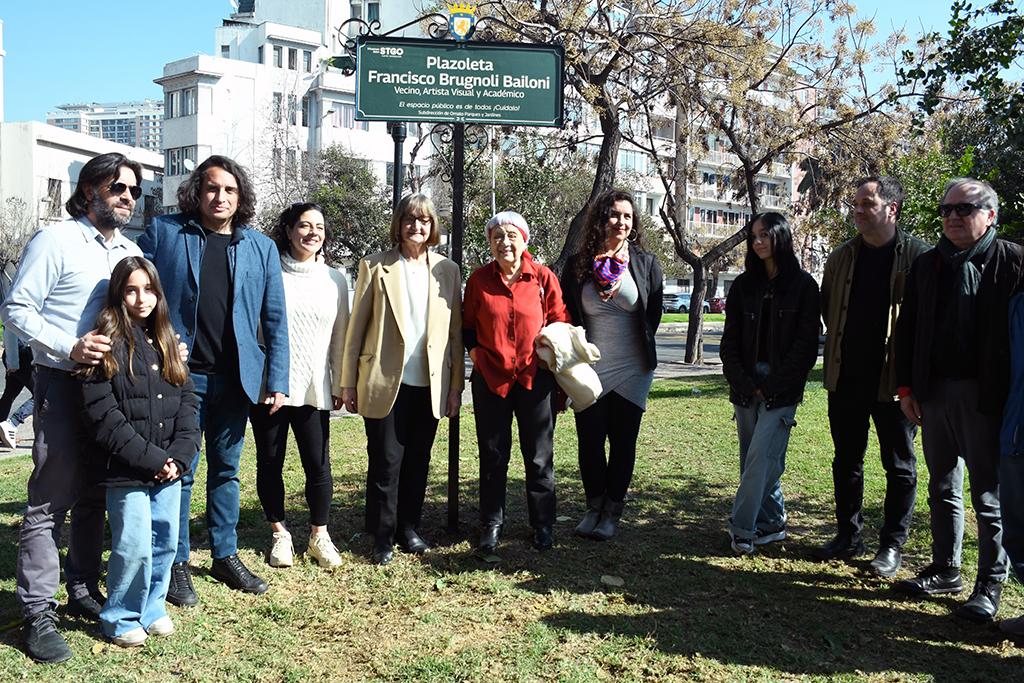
[46,179,62,218]
[273,148,283,178]
[286,149,297,174]
[165,87,197,119]
[273,45,283,68]
[288,94,298,125]
[385,163,415,187]
[257,45,264,64]
[221,44,230,59]
[165,146,197,176]
[301,96,310,127]
[368,1,380,22]
[273,92,283,123]
[303,50,312,72]
[288,48,297,70]
[333,102,368,130]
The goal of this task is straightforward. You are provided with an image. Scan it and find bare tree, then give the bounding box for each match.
[0,197,37,277]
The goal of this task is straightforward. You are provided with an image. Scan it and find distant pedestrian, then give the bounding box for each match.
[720,212,820,555]
[0,327,35,448]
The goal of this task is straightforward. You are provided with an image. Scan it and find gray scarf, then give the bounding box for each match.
[937,226,996,331]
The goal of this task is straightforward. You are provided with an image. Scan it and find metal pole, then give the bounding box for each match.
[448,122,465,533]
[388,122,407,208]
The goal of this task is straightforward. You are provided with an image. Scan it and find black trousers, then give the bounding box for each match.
[250,404,333,526]
[472,369,556,528]
[0,347,33,421]
[363,384,439,542]
[574,391,644,503]
[828,385,917,547]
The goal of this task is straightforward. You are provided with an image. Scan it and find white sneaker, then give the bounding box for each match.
[111,626,148,647]
[268,530,293,567]
[146,615,175,637]
[0,420,16,449]
[730,534,754,556]
[308,532,343,569]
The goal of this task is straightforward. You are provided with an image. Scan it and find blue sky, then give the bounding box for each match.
[1,1,967,123]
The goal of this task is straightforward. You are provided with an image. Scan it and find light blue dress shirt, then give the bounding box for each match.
[0,216,142,371]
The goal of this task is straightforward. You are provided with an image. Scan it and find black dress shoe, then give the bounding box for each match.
[893,564,963,596]
[398,529,431,555]
[211,554,269,594]
[372,540,394,565]
[478,523,501,554]
[955,579,1002,622]
[813,534,865,561]
[24,611,72,664]
[166,561,198,607]
[66,592,104,621]
[869,546,902,578]
[532,525,554,551]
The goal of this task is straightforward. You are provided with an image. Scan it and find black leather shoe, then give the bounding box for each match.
[893,564,963,596]
[166,561,199,606]
[955,579,1002,623]
[397,529,431,555]
[532,525,554,552]
[869,546,902,578]
[211,554,269,594]
[24,611,72,664]
[66,591,104,621]
[813,534,865,561]
[372,540,394,566]
[478,523,501,554]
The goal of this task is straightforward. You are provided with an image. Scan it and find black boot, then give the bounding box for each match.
[574,496,604,538]
[591,499,625,541]
[478,523,501,554]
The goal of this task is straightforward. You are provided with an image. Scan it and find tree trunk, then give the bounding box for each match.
[707,262,721,301]
[684,260,705,364]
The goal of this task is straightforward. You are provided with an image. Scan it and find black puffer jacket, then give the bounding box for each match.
[79,325,200,487]
[720,267,821,409]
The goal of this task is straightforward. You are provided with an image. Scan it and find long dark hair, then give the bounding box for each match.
[65,153,142,219]
[574,189,645,282]
[176,155,256,228]
[78,257,189,386]
[273,202,326,256]
[743,211,799,280]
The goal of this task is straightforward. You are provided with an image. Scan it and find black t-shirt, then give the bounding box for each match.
[189,230,238,377]
[838,238,895,390]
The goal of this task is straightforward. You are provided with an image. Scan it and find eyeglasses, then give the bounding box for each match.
[108,182,143,200]
[938,202,984,218]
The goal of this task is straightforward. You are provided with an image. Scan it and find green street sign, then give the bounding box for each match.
[355,37,564,127]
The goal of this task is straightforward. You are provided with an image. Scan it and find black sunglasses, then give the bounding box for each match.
[108,182,143,200]
[938,202,984,218]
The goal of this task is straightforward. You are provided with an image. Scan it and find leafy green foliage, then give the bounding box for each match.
[886,145,975,243]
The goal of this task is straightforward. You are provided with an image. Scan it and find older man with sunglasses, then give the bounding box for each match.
[0,153,145,663]
[893,178,1023,624]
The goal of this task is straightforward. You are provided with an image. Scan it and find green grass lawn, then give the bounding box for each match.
[661,313,725,324]
[0,370,1021,681]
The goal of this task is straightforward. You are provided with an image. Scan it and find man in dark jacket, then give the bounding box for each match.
[893,177,1023,623]
[814,176,928,576]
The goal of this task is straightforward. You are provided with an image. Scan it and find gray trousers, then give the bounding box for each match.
[920,378,1008,583]
[16,367,105,617]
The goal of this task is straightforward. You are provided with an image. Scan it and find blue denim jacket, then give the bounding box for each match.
[1001,292,1024,457]
[139,213,289,404]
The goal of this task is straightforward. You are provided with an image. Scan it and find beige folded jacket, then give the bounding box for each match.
[535,322,602,412]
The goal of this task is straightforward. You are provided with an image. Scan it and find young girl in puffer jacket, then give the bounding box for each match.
[77,256,200,648]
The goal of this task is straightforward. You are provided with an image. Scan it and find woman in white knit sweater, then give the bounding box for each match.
[251,202,349,569]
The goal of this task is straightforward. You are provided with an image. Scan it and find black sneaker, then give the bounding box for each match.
[24,611,72,664]
[954,579,1002,623]
[211,554,269,594]
[166,561,199,607]
[66,592,104,621]
[893,564,963,596]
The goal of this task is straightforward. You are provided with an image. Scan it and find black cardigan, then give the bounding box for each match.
[559,249,664,372]
[79,325,200,487]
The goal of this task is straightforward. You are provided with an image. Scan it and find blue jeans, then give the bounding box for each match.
[730,399,798,540]
[175,373,250,563]
[10,397,34,427]
[102,481,181,637]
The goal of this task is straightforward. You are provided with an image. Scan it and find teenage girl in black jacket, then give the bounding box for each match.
[78,256,199,648]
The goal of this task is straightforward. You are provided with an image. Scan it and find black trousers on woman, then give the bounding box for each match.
[363,384,439,543]
[574,391,644,503]
[250,404,333,526]
[472,369,556,529]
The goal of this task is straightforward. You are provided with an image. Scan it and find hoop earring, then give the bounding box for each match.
[627,230,638,243]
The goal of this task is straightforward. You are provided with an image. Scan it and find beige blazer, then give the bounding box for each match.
[341,248,465,419]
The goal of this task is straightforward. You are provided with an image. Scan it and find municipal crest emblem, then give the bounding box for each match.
[447,2,477,41]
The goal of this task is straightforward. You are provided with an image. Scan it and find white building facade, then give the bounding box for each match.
[47,100,164,153]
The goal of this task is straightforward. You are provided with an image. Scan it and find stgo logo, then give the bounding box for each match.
[368,46,404,57]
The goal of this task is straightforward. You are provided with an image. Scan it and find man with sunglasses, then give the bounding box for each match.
[894,177,1023,624]
[815,176,928,577]
[0,152,144,663]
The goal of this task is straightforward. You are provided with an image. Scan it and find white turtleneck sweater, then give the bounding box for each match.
[279,252,350,410]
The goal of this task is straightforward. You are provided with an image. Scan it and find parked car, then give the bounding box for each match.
[708,297,726,314]
[662,293,710,314]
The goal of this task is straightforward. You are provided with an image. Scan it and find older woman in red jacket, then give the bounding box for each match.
[463,211,569,555]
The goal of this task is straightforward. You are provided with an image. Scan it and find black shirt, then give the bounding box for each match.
[838,238,895,390]
[189,229,238,377]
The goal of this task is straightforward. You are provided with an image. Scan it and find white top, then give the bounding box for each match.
[279,253,350,409]
[399,254,430,387]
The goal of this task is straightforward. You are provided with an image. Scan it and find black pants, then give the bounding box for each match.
[828,385,917,547]
[363,384,439,542]
[472,369,556,528]
[251,404,333,526]
[0,347,33,421]
[574,391,644,503]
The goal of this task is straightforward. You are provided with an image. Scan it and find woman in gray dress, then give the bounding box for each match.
[560,190,664,539]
